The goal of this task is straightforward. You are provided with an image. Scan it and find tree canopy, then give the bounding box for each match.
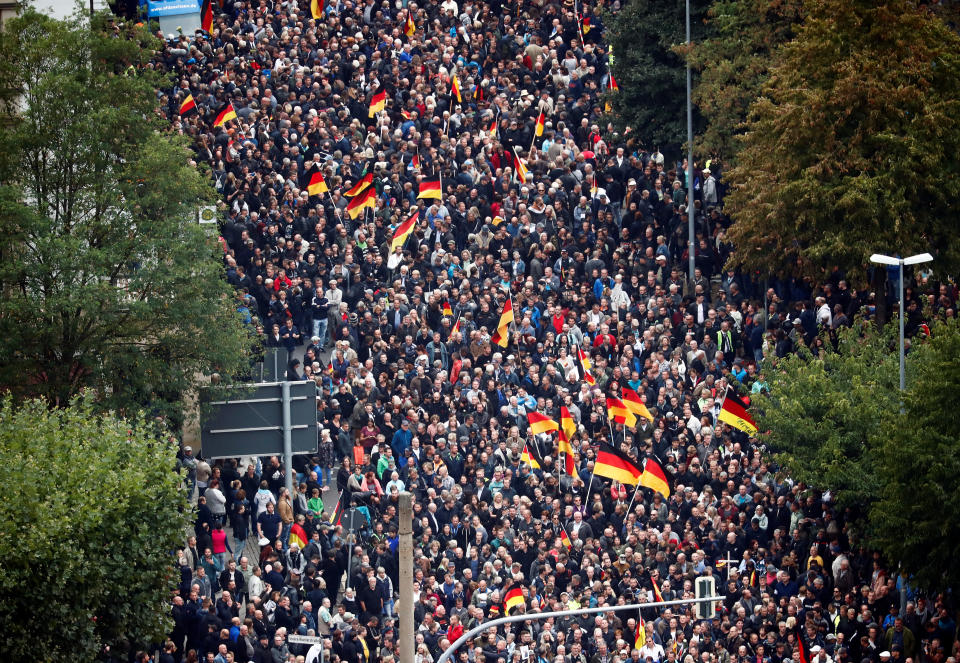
[0,10,253,421]
[606,0,712,153]
[754,318,960,592]
[722,0,960,282]
[0,396,189,662]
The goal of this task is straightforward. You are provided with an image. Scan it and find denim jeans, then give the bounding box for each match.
[312,317,328,347]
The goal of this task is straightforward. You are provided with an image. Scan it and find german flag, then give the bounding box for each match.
[451,317,461,336]
[503,586,525,614]
[557,429,578,480]
[582,16,592,34]
[577,346,596,386]
[404,13,415,36]
[560,406,576,442]
[289,522,308,548]
[606,396,637,427]
[796,633,809,663]
[635,616,646,650]
[307,165,328,196]
[651,580,664,603]
[608,73,619,91]
[200,0,213,32]
[368,88,387,117]
[473,84,483,101]
[442,300,453,317]
[487,117,498,138]
[622,387,653,423]
[490,297,514,347]
[417,178,442,200]
[527,411,559,436]
[718,386,758,434]
[512,147,529,183]
[390,210,418,253]
[560,526,572,550]
[213,102,237,128]
[344,172,374,197]
[640,457,671,498]
[327,491,345,526]
[346,184,377,219]
[178,93,197,116]
[410,153,420,170]
[594,443,643,485]
[534,110,545,137]
[451,74,463,103]
[520,443,540,470]
[310,0,323,19]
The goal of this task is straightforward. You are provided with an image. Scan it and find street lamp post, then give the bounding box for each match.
[686,0,695,282]
[869,252,933,394]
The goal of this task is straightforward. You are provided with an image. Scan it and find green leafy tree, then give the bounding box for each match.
[754,318,960,591]
[688,0,803,159]
[0,396,190,662]
[870,319,960,591]
[754,321,898,515]
[606,0,713,153]
[0,10,253,421]
[723,0,960,286]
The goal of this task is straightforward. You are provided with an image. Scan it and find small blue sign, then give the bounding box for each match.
[148,0,200,17]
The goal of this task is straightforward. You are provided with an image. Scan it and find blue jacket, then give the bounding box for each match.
[391,427,413,456]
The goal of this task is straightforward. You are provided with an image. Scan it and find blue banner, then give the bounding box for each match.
[148,0,199,17]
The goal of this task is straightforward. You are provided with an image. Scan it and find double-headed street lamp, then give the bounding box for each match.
[868,252,933,394]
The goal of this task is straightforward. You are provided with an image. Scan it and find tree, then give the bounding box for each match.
[754,318,960,591]
[606,0,712,153]
[0,10,253,421]
[688,0,802,159]
[723,0,960,286]
[753,321,898,516]
[0,396,190,662]
[870,319,960,592]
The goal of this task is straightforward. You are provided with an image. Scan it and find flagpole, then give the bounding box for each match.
[624,461,646,519]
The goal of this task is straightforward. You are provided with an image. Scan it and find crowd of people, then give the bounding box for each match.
[155,1,959,663]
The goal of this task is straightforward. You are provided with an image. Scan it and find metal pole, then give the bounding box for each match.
[898,260,905,398]
[434,596,724,663]
[686,0,695,282]
[345,533,353,591]
[281,381,295,497]
[398,492,415,663]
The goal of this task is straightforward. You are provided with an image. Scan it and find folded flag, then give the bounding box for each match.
[718,386,758,434]
[417,178,442,200]
[520,443,541,470]
[404,13,415,36]
[213,102,237,128]
[527,411,559,436]
[390,210,418,253]
[640,457,671,498]
[606,396,637,427]
[451,74,463,103]
[594,443,644,485]
[635,616,646,650]
[178,93,197,116]
[535,110,545,137]
[622,387,653,422]
[577,346,596,385]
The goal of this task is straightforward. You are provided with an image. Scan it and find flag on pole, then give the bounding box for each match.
[520,443,541,470]
[512,147,529,183]
[640,457,671,498]
[560,526,572,550]
[404,13,415,36]
[213,102,237,128]
[310,0,323,19]
[451,317,461,336]
[473,84,483,101]
[557,430,578,480]
[635,616,646,650]
[594,443,644,485]
[344,172,374,197]
[289,522,308,548]
[442,299,453,317]
[577,346,596,385]
[345,185,376,219]
[417,178,442,200]
[327,491,345,526]
[368,88,387,117]
[503,586,525,613]
[390,210,418,253]
[178,93,197,116]
[608,73,619,91]
[490,297,514,347]
[200,0,213,32]
[622,387,653,422]
[606,396,638,427]
[651,580,664,603]
[560,406,576,441]
[451,74,463,103]
[718,386,759,434]
[527,412,559,436]
[534,110,545,136]
[307,165,328,196]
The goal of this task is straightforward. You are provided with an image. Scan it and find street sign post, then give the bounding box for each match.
[695,576,718,620]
